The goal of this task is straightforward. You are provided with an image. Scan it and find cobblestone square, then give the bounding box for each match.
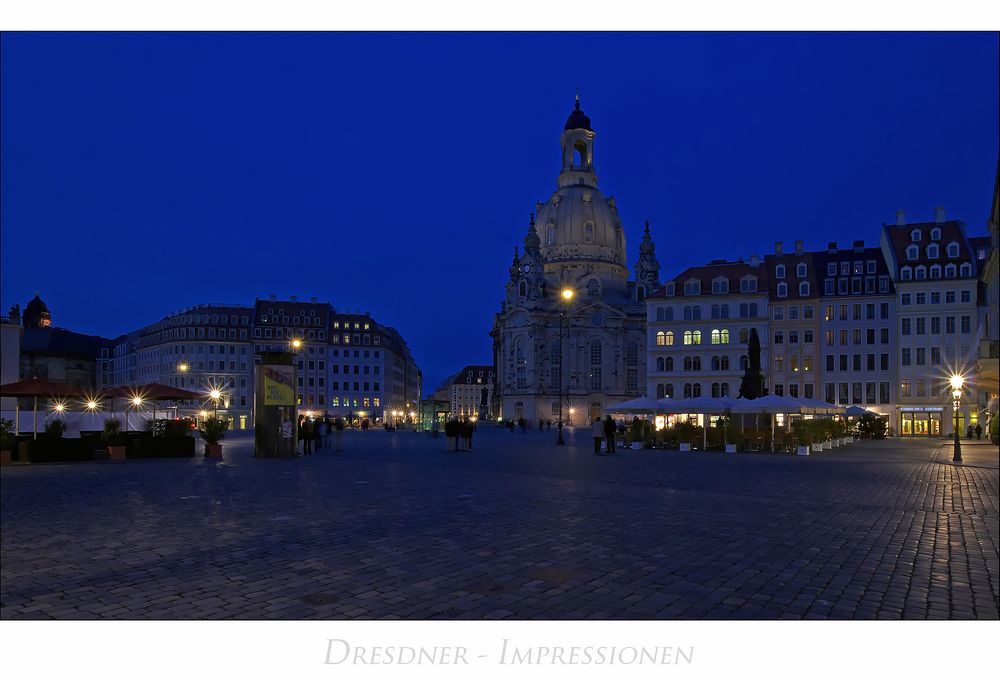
[2,429,997,619]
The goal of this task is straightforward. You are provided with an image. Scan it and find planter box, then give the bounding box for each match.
[0,450,11,465]
[679,443,692,451]
[824,440,833,449]
[107,445,127,460]
[26,438,96,463]
[812,442,824,452]
[796,445,810,456]
[725,444,737,453]
[204,443,223,457]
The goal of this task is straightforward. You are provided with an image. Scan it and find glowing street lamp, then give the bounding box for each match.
[557,287,575,445]
[209,388,222,419]
[291,339,302,350]
[950,374,965,463]
[178,362,189,373]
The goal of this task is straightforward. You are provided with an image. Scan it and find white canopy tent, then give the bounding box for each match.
[606,396,663,414]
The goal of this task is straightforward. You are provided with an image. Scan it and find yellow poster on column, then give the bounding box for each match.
[263,366,295,405]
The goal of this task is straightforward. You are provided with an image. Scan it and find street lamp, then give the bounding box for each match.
[209,388,222,419]
[950,374,964,463]
[557,287,575,445]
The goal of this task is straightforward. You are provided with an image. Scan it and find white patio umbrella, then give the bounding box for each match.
[844,405,875,417]
[798,397,845,415]
[606,396,663,413]
[729,395,810,452]
[662,396,737,449]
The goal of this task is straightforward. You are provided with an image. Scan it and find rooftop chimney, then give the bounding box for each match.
[794,240,803,256]
[827,241,838,254]
[935,207,946,223]
[749,254,760,267]
[774,241,783,256]
[853,239,864,253]
[896,210,906,225]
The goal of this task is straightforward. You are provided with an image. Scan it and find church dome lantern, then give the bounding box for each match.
[24,293,52,329]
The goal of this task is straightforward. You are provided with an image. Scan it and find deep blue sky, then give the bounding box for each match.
[2,32,997,393]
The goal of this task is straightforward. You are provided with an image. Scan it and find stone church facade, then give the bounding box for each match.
[491,98,659,424]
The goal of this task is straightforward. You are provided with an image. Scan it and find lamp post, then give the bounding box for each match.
[210,389,222,419]
[557,287,575,445]
[950,375,964,463]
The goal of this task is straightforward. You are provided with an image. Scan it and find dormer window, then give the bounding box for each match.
[945,263,957,278]
[929,264,941,279]
[930,227,941,240]
[906,245,918,260]
[946,242,959,258]
[796,263,807,278]
[740,276,757,293]
[711,278,729,294]
[665,282,676,296]
[777,282,788,298]
[900,266,912,280]
[799,282,810,296]
[910,228,922,242]
[827,263,836,276]
[683,280,701,295]
[960,262,972,278]
[926,244,939,259]
[775,264,786,279]
[914,265,926,280]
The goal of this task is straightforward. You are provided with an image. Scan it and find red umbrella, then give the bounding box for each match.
[104,383,203,429]
[0,379,87,439]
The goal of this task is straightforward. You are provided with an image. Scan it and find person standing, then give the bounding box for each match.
[302,418,314,455]
[975,422,983,440]
[592,418,605,454]
[317,417,328,451]
[334,417,345,452]
[603,415,616,453]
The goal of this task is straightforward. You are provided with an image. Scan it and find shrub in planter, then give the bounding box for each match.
[45,418,68,439]
[0,417,14,464]
[103,418,128,459]
[675,420,700,451]
[198,416,227,456]
[857,413,887,440]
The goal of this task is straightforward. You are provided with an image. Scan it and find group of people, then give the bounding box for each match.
[297,415,345,454]
[965,423,984,440]
[591,415,618,454]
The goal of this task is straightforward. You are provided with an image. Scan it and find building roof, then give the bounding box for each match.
[21,327,114,360]
[648,260,769,299]
[810,243,895,295]
[883,219,974,268]
[564,97,592,132]
[762,251,819,300]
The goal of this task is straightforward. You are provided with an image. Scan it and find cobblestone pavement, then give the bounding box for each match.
[2,428,997,619]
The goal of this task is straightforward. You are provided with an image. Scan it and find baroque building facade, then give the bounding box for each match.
[491,99,656,424]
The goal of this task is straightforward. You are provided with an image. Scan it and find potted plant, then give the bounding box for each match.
[791,419,810,456]
[723,416,741,453]
[199,416,227,456]
[0,417,14,465]
[102,418,127,459]
[676,420,695,451]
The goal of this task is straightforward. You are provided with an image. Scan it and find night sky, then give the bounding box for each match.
[1,32,997,393]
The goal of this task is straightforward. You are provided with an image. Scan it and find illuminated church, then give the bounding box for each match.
[491,98,659,424]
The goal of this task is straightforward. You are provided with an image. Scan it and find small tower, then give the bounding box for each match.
[558,95,598,190]
[23,294,52,329]
[633,221,661,300]
[521,214,546,300]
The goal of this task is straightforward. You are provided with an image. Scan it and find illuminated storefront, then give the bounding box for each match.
[899,406,942,436]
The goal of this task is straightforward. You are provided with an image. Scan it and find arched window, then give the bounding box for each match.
[749,303,758,317]
[915,265,926,280]
[960,262,972,278]
[683,331,693,345]
[589,340,602,390]
[692,306,702,320]
[656,357,665,372]
[720,329,730,343]
[945,263,957,278]
[546,225,556,245]
[584,222,594,243]
[626,342,638,367]
[692,383,702,398]
[711,382,720,398]
[740,355,748,371]
[711,304,720,319]
[777,283,788,297]
[796,263,807,277]
[900,266,912,280]
[587,279,600,297]
[721,382,730,397]
[692,330,702,344]
[683,306,693,321]
[518,280,527,296]
[637,286,646,302]
[947,242,959,258]
[739,303,749,318]
[683,356,693,371]
[906,245,918,260]
[692,357,702,371]
[927,244,939,259]
[656,383,665,399]
[930,227,941,240]
[775,264,786,279]
[683,383,692,398]
[514,338,527,389]
[799,282,810,296]
[656,331,665,346]
[664,383,673,398]
[720,356,730,370]
[720,304,729,319]
[664,307,674,321]
[911,228,922,241]
[711,329,722,344]
[929,264,941,279]
[656,307,664,322]
[664,331,674,346]
[665,357,674,371]
[711,356,720,371]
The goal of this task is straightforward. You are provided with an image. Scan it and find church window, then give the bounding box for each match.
[587,279,600,297]
[589,340,602,391]
[626,342,638,366]
[518,280,527,296]
[591,311,603,326]
[584,222,594,242]
[546,225,556,245]
[514,339,527,389]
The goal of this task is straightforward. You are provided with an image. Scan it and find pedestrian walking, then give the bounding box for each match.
[302,418,314,454]
[592,418,604,454]
[966,424,973,439]
[975,423,982,440]
[317,417,328,451]
[603,415,616,453]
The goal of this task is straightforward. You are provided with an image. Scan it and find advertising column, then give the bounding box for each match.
[254,351,298,457]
